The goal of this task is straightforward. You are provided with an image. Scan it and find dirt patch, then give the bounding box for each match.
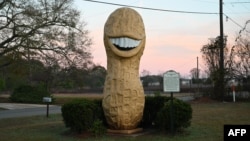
[54,93,103,98]
[62,129,98,139]
[190,96,217,104]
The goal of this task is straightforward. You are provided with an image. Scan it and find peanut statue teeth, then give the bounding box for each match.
[110,37,141,48]
[103,7,146,130]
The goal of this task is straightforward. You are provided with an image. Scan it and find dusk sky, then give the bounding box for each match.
[74,0,250,77]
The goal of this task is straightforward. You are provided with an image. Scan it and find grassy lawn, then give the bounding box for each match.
[0,107,7,111]
[0,100,249,141]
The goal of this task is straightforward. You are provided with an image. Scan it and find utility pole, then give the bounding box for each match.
[197,57,199,80]
[197,56,199,96]
[219,0,224,101]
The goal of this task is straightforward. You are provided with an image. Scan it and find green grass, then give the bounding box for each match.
[0,102,250,141]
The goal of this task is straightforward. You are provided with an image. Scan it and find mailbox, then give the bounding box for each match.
[43,97,52,103]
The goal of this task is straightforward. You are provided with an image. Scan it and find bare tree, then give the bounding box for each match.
[201,36,230,99]
[0,0,92,68]
[227,20,250,79]
[140,69,151,77]
[190,68,200,79]
[231,37,250,77]
[201,36,229,80]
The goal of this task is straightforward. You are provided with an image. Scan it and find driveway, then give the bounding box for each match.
[0,103,61,119]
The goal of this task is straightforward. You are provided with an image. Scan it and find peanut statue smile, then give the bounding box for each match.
[102,7,146,131]
[110,37,141,51]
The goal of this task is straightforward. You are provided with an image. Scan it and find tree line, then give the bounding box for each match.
[0,56,107,92]
[0,0,106,92]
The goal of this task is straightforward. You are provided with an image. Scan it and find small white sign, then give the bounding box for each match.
[43,97,52,103]
[163,70,180,92]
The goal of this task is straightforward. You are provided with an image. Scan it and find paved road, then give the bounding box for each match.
[0,94,194,120]
[0,104,61,119]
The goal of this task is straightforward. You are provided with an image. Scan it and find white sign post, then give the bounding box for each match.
[163,70,180,93]
[43,97,52,117]
[229,80,236,103]
[231,84,236,103]
[163,70,180,135]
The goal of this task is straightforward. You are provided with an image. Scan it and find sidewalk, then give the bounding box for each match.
[0,103,47,110]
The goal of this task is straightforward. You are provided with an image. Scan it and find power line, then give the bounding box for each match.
[190,0,217,4]
[224,14,250,33]
[82,0,219,15]
[224,14,244,29]
[230,2,250,4]
[224,1,250,14]
[82,0,249,32]
[223,2,250,33]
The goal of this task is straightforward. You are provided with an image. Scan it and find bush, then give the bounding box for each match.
[141,96,171,128]
[61,96,192,134]
[0,78,6,91]
[10,85,51,103]
[89,119,106,137]
[61,99,103,133]
[92,99,108,127]
[155,98,192,132]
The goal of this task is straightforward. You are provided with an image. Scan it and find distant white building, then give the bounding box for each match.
[148,82,160,86]
[181,79,191,86]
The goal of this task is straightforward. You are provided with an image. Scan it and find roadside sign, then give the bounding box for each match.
[43,97,52,103]
[163,70,180,135]
[163,70,180,92]
[42,97,52,118]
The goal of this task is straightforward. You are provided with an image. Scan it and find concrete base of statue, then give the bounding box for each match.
[107,128,143,134]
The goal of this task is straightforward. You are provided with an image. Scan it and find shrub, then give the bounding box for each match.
[153,91,161,97]
[0,78,6,91]
[155,98,192,132]
[141,96,171,128]
[89,119,106,137]
[10,85,51,103]
[92,99,108,127]
[61,96,191,134]
[61,99,103,133]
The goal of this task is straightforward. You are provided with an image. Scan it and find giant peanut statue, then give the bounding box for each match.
[102,7,146,131]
